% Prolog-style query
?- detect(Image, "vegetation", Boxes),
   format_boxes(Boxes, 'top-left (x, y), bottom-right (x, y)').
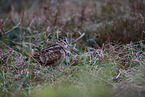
top-left (0, 0), bottom-right (145, 97)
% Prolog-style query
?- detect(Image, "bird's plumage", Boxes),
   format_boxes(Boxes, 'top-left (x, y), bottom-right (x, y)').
top-left (33, 44), bottom-right (65, 66)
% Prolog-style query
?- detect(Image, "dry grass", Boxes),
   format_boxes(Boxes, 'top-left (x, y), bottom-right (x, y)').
top-left (0, 0), bottom-right (145, 97)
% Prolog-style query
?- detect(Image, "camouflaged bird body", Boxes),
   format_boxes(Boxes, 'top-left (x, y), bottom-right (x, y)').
top-left (33, 44), bottom-right (65, 66)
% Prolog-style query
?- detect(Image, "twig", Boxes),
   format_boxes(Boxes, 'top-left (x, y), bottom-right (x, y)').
top-left (26, 53), bottom-right (41, 66)
top-left (4, 22), bottom-right (21, 34)
top-left (29, 17), bottom-right (36, 27)
top-left (6, 50), bottom-right (14, 64)
top-left (73, 33), bottom-right (85, 43)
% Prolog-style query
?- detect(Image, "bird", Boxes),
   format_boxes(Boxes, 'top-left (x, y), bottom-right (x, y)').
top-left (33, 44), bottom-right (65, 66)
top-left (32, 38), bottom-right (81, 67)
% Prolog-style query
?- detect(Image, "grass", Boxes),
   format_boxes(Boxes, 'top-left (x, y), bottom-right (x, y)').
top-left (0, 0), bottom-right (145, 97)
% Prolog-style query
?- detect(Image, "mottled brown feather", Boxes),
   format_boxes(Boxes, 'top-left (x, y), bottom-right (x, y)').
top-left (33, 44), bottom-right (65, 66)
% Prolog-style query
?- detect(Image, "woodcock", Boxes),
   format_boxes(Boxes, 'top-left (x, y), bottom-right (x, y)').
top-left (33, 44), bottom-right (65, 66)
